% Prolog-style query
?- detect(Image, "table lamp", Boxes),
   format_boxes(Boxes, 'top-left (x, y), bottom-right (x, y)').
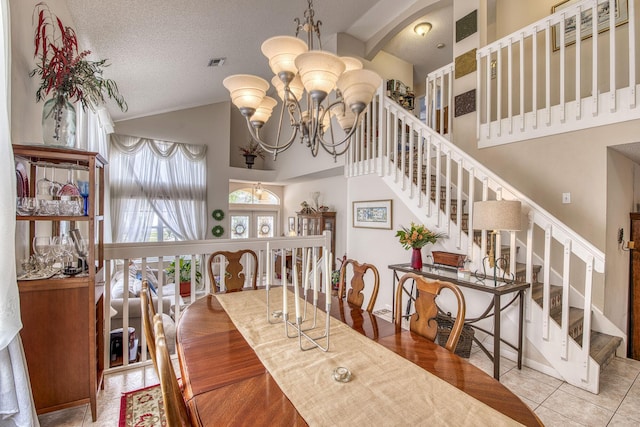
top-left (473, 200), bottom-right (522, 285)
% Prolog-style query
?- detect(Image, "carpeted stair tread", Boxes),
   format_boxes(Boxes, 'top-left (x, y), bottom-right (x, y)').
top-left (550, 306), bottom-right (585, 339)
top-left (586, 332), bottom-right (623, 369)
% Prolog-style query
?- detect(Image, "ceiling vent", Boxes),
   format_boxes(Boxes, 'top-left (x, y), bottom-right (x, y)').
top-left (208, 57), bottom-right (226, 67)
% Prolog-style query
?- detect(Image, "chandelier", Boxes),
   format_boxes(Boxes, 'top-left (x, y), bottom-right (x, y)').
top-left (223, 0), bottom-right (382, 161)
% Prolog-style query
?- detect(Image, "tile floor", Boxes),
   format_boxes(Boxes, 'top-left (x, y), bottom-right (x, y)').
top-left (37, 344), bottom-right (640, 426)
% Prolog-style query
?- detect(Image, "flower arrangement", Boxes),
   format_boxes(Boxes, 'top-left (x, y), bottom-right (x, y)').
top-left (239, 140), bottom-right (266, 159)
top-left (395, 222), bottom-right (445, 250)
top-left (29, 2), bottom-right (127, 112)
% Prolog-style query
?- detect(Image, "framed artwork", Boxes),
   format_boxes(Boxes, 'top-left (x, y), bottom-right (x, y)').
top-left (352, 199), bottom-right (392, 229)
top-left (288, 217), bottom-right (295, 232)
top-left (552, 0), bottom-right (628, 51)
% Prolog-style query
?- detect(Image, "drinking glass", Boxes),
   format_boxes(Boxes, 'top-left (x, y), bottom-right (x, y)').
top-left (77, 180), bottom-right (89, 215)
top-left (32, 236), bottom-right (52, 271)
top-left (57, 168), bottom-right (80, 197)
top-left (16, 197), bottom-right (37, 215)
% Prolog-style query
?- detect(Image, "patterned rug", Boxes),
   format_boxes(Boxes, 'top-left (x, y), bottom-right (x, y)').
top-left (119, 384), bottom-right (165, 427)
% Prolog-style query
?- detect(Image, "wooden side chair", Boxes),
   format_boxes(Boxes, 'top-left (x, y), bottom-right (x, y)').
top-left (207, 249), bottom-right (258, 293)
top-left (337, 259), bottom-right (380, 312)
top-left (140, 280), bottom-right (158, 372)
top-left (394, 273), bottom-right (466, 352)
top-left (154, 313), bottom-right (191, 427)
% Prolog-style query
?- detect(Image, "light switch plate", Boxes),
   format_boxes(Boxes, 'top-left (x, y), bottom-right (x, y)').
top-left (562, 192), bottom-right (571, 204)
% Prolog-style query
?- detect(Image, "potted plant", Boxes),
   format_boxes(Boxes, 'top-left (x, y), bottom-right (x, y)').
top-left (30, 2), bottom-right (127, 147)
top-left (239, 140), bottom-right (265, 169)
top-left (396, 222), bottom-right (445, 270)
top-left (166, 258), bottom-right (202, 297)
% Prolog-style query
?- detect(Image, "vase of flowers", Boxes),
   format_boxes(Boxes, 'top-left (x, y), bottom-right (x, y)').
top-left (239, 140), bottom-right (265, 169)
top-left (396, 222), bottom-right (445, 270)
top-left (30, 2), bottom-right (127, 147)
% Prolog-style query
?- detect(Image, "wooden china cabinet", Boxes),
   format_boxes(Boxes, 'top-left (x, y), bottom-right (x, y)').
top-left (13, 144), bottom-right (105, 421)
top-left (296, 211), bottom-right (336, 269)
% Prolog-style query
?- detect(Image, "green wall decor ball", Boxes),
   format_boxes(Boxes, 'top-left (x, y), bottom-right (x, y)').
top-left (212, 209), bottom-right (225, 221)
top-left (211, 225), bottom-right (224, 237)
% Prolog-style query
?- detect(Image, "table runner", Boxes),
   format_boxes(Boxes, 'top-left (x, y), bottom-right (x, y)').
top-left (216, 289), bottom-right (523, 426)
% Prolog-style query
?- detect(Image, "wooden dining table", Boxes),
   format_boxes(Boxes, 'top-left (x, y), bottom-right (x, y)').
top-left (176, 292), bottom-right (542, 426)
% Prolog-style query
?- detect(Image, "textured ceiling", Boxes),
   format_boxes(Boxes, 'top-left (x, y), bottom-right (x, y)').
top-left (64, 0), bottom-right (453, 121)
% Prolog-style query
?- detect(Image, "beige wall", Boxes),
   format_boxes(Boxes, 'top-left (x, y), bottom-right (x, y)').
top-left (115, 103), bottom-right (231, 238)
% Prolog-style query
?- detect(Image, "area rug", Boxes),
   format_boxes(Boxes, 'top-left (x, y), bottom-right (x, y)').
top-left (118, 384), bottom-right (165, 427)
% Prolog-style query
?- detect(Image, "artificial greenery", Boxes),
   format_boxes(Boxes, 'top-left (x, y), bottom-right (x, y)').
top-left (166, 258), bottom-right (202, 284)
top-left (29, 2), bottom-right (127, 112)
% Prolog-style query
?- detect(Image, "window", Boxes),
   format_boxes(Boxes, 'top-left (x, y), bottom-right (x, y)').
top-left (110, 135), bottom-right (207, 242)
top-left (229, 185), bottom-right (280, 239)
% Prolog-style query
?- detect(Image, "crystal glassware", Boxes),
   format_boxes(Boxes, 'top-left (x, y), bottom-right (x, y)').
top-left (16, 197), bottom-right (38, 215)
top-left (77, 180), bottom-right (89, 215)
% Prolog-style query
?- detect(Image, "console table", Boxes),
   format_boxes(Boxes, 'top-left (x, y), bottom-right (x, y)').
top-left (388, 263), bottom-right (530, 380)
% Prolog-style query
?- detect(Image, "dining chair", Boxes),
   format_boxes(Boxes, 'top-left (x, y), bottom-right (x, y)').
top-left (140, 280), bottom-right (158, 372)
top-left (207, 249), bottom-right (258, 292)
top-left (154, 313), bottom-right (191, 427)
top-left (394, 272), bottom-right (466, 352)
top-left (337, 259), bottom-right (380, 312)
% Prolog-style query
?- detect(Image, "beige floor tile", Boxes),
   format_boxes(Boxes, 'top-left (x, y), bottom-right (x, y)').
top-left (557, 369), bottom-right (633, 411)
top-left (541, 389), bottom-right (613, 426)
top-left (615, 384), bottom-right (640, 422)
top-left (466, 351), bottom-right (516, 378)
top-left (38, 406), bottom-right (86, 427)
top-left (608, 413), bottom-right (640, 427)
top-left (83, 398), bottom-right (121, 427)
top-left (602, 357), bottom-right (640, 381)
top-left (499, 368), bottom-right (560, 404)
top-left (534, 406), bottom-right (587, 427)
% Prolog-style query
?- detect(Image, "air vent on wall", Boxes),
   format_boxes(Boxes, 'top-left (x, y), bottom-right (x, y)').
top-left (208, 57), bottom-right (226, 67)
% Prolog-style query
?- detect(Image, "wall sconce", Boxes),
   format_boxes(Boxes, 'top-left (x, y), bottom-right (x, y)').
top-left (618, 228), bottom-right (635, 251)
top-left (414, 22), bottom-right (432, 36)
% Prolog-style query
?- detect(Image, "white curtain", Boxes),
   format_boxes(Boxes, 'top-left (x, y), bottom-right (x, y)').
top-left (110, 134), bottom-right (207, 242)
top-left (0, 0), bottom-right (39, 425)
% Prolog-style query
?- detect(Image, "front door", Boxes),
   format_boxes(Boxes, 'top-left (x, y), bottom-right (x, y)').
top-left (229, 211), bottom-right (278, 239)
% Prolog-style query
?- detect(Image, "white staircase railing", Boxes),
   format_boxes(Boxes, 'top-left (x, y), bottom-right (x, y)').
top-left (345, 84), bottom-right (626, 392)
top-left (476, 0), bottom-right (638, 147)
top-left (425, 62), bottom-right (454, 139)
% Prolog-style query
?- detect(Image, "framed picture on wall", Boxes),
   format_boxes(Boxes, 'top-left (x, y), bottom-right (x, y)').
top-left (552, 0), bottom-right (628, 51)
top-left (352, 199), bottom-right (392, 229)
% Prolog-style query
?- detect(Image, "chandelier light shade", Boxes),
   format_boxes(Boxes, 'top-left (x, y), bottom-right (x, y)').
top-left (340, 56), bottom-right (364, 72)
top-left (223, 74), bottom-right (269, 111)
top-left (261, 36), bottom-right (308, 76)
top-left (251, 96), bottom-right (278, 124)
top-left (222, 0), bottom-right (382, 160)
top-left (337, 70), bottom-right (382, 110)
top-left (294, 51), bottom-right (345, 98)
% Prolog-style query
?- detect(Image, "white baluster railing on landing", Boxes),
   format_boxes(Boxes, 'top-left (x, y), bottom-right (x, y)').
top-left (426, 62), bottom-right (454, 139)
top-left (102, 233), bottom-right (331, 373)
top-left (476, 0), bottom-right (638, 148)
top-left (346, 82), bottom-right (611, 389)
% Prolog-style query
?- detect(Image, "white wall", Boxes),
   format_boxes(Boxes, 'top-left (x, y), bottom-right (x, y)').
top-left (283, 175), bottom-right (349, 262)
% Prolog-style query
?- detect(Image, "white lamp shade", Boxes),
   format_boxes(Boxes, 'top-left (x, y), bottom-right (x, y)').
top-left (223, 74), bottom-right (269, 110)
top-left (251, 96), bottom-right (278, 123)
top-left (261, 36), bottom-right (308, 75)
top-left (473, 200), bottom-right (522, 231)
top-left (332, 103), bottom-right (357, 131)
top-left (295, 51), bottom-right (346, 95)
top-left (337, 69), bottom-right (382, 108)
top-left (271, 74), bottom-right (304, 102)
top-left (340, 56), bottom-right (363, 72)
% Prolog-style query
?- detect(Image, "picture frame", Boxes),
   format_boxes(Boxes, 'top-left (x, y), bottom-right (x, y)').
top-left (288, 216), bottom-right (295, 233)
top-left (552, 0), bottom-right (628, 51)
top-left (352, 199), bottom-right (392, 229)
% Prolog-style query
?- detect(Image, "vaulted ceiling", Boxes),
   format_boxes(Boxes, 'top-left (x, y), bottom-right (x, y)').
top-left (65, 0), bottom-right (453, 121)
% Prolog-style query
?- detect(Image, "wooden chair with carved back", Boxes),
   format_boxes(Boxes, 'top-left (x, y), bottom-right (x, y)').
top-left (207, 249), bottom-right (258, 293)
top-left (337, 259), bottom-right (380, 313)
top-left (394, 273), bottom-right (466, 352)
top-left (154, 313), bottom-right (192, 426)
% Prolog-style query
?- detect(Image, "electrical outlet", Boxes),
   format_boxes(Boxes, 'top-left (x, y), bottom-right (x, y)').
top-left (562, 192), bottom-right (571, 204)
top-left (618, 228), bottom-right (624, 244)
